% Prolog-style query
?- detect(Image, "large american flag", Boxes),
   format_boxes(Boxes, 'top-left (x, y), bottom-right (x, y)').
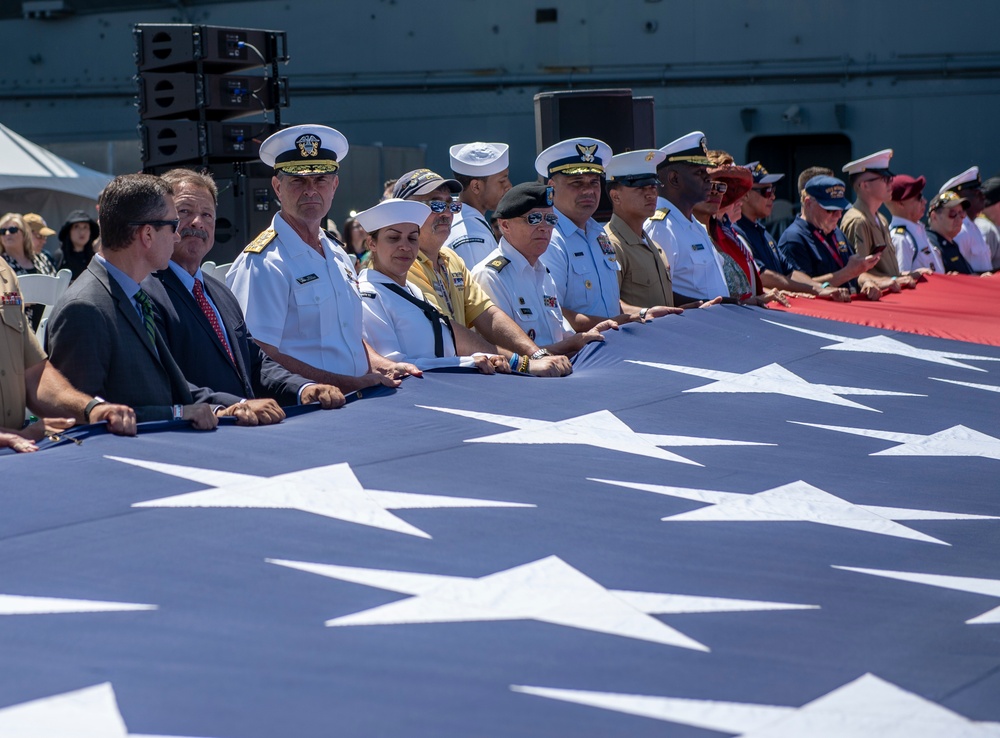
top-left (2, 304), bottom-right (999, 737)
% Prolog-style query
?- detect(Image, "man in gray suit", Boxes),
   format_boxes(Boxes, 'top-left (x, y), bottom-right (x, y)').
top-left (47, 174), bottom-right (284, 429)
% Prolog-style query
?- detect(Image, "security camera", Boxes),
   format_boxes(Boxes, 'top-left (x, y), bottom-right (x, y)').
top-left (782, 105), bottom-right (801, 122)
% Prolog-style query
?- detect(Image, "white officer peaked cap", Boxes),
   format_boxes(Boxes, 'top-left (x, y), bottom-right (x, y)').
top-left (842, 149), bottom-right (893, 176)
top-left (605, 150), bottom-right (665, 187)
top-left (938, 166), bottom-right (981, 195)
top-left (659, 131), bottom-right (711, 166)
top-left (260, 124), bottom-right (349, 175)
top-left (449, 142), bottom-right (510, 177)
top-left (354, 199), bottom-right (432, 233)
top-left (535, 137), bottom-right (613, 179)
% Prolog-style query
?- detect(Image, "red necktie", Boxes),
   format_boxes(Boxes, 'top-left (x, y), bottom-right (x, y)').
top-left (192, 278), bottom-right (235, 364)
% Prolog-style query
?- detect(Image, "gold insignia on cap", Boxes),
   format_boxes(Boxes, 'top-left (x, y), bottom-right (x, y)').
top-left (826, 185), bottom-right (846, 199)
top-left (576, 143), bottom-right (598, 163)
top-left (295, 134), bottom-right (321, 158)
top-left (645, 151), bottom-right (656, 162)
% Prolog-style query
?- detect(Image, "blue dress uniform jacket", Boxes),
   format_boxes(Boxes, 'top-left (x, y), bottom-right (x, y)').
top-left (735, 216), bottom-right (795, 277)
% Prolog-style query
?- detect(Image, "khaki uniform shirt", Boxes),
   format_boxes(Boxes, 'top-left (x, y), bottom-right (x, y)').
top-left (408, 246), bottom-right (494, 328)
top-left (605, 214), bottom-right (674, 307)
top-left (0, 259), bottom-right (45, 430)
top-left (840, 200), bottom-right (900, 278)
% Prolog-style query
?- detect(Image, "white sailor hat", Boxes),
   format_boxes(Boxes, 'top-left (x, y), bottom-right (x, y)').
top-left (354, 198), bottom-right (432, 233)
top-left (605, 149), bottom-right (665, 187)
top-left (938, 166), bottom-right (982, 195)
top-left (745, 161), bottom-right (784, 185)
top-left (658, 131), bottom-right (711, 166)
top-left (449, 142), bottom-right (510, 178)
top-left (534, 137), bottom-right (613, 179)
top-left (842, 149), bottom-right (893, 177)
top-left (259, 124), bottom-right (349, 175)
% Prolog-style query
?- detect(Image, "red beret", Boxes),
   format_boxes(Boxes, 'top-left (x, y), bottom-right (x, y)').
top-left (890, 174), bottom-right (926, 202)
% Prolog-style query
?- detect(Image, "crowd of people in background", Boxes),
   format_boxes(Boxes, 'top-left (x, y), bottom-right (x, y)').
top-left (1, 122), bottom-right (996, 453)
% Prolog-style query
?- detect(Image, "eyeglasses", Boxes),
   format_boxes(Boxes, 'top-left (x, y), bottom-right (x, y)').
top-left (860, 174), bottom-right (891, 185)
top-left (753, 185), bottom-right (776, 197)
top-left (129, 219), bottom-right (180, 233)
top-left (519, 212), bottom-right (560, 226)
top-left (0, 226), bottom-right (20, 235)
top-left (710, 181), bottom-right (729, 194)
top-left (427, 200), bottom-right (462, 213)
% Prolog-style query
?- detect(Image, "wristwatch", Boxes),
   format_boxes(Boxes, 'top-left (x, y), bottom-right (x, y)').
top-left (83, 396), bottom-right (107, 422)
top-left (530, 349), bottom-right (552, 360)
top-left (639, 307), bottom-right (650, 320)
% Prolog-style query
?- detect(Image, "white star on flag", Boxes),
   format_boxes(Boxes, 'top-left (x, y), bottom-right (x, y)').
top-left (417, 406), bottom-right (770, 466)
top-left (0, 594), bottom-right (155, 616)
top-left (834, 566), bottom-right (1000, 624)
top-left (626, 360), bottom-right (922, 412)
top-left (931, 377), bottom-right (1000, 394)
top-left (790, 422), bottom-right (1000, 460)
top-left (0, 682), bottom-right (208, 737)
top-left (267, 554), bottom-right (817, 651)
top-left (512, 673), bottom-right (1000, 736)
top-left (588, 478), bottom-right (997, 545)
top-left (109, 456), bottom-right (532, 539)
top-left (763, 319), bottom-right (1000, 372)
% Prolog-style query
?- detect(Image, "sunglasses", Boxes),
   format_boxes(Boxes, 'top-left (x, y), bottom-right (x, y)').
top-left (129, 219), bottom-right (180, 233)
top-left (942, 208), bottom-right (965, 219)
top-left (427, 200), bottom-right (462, 213)
top-left (860, 174), bottom-right (891, 185)
top-left (0, 226), bottom-right (20, 235)
top-left (520, 212), bottom-right (559, 226)
top-left (710, 181), bottom-right (729, 194)
top-left (753, 185), bottom-right (776, 197)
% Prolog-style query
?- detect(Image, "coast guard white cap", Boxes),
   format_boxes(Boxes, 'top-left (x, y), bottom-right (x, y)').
top-left (938, 166), bottom-right (982, 195)
top-left (605, 149), bottom-right (665, 187)
top-left (535, 137), bottom-right (612, 179)
top-left (260, 124), bottom-right (348, 175)
top-left (450, 142), bottom-right (510, 177)
top-left (659, 131), bottom-right (711, 166)
top-left (354, 198), bottom-right (432, 233)
top-left (842, 149), bottom-right (893, 176)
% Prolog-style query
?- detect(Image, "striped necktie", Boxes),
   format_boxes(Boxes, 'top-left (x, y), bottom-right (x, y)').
top-left (192, 278), bottom-right (235, 364)
top-left (133, 288), bottom-right (157, 348)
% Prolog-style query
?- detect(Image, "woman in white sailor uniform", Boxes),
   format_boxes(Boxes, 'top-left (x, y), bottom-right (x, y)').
top-left (356, 199), bottom-right (510, 373)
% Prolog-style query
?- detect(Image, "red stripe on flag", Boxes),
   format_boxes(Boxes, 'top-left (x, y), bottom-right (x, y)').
top-left (769, 273), bottom-right (1000, 346)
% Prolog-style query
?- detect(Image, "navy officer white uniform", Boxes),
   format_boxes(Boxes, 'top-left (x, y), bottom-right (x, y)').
top-left (357, 198), bottom-right (508, 374)
top-left (940, 166), bottom-right (994, 273)
top-left (643, 131), bottom-right (729, 303)
top-left (887, 174), bottom-right (944, 273)
top-left (443, 142), bottom-right (511, 269)
top-left (536, 137), bottom-right (626, 329)
top-left (227, 124), bottom-right (419, 393)
top-left (472, 182), bottom-right (614, 357)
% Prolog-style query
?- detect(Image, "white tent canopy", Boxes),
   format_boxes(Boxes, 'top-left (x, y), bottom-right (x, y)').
top-left (0, 122), bottom-right (111, 251)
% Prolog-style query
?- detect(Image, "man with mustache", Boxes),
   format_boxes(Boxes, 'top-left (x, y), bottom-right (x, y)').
top-left (227, 125), bottom-right (420, 393)
top-left (143, 168), bottom-right (345, 410)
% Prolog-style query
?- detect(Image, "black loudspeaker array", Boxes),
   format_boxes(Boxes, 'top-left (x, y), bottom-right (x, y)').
top-left (134, 23), bottom-right (289, 260)
top-left (534, 89), bottom-right (657, 222)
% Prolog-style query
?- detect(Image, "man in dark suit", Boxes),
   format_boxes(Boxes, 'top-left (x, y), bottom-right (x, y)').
top-left (142, 169), bottom-right (344, 410)
top-left (46, 173), bottom-right (285, 429)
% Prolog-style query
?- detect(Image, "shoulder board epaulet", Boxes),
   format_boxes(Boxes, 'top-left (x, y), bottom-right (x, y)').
top-left (244, 228), bottom-right (277, 254)
top-left (323, 229), bottom-right (346, 249)
top-left (650, 208), bottom-right (669, 221)
top-left (893, 226), bottom-right (907, 234)
top-left (486, 256), bottom-right (511, 273)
